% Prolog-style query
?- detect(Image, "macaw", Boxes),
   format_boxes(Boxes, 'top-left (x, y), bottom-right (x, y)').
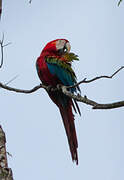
top-left (36, 39), bottom-right (81, 165)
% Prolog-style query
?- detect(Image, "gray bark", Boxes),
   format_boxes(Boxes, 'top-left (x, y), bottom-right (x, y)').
top-left (0, 126), bottom-right (13, 180)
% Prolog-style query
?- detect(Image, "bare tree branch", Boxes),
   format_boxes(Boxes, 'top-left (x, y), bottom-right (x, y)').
top-left (0, 82), bottom-right (46, 93)
top-left (68, 66), bottom-right (124, 89)
top-left (0, 126), bottom-right (13, 180)
top-left (61, 86), bottom-right (124, 109)
top-left (93, 101), bottom-right (124, 109)
top-left (0, 66), bottom-right (124, 110)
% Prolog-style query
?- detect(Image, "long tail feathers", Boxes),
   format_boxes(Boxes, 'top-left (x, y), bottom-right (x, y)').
top-left (59, 103), bottom-right (78, 165)
top-left (48, 92), bottom-right (79, 164)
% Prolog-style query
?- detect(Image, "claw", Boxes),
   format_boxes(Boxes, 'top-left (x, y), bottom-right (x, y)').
top-left (46, 85), bottom-right (53, 92)
top-left (57, 84), bottom-right (62, 90)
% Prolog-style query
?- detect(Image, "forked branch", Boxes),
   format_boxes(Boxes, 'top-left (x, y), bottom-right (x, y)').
top-left (0, 67), bottom-right (124, 110)
top-left (0, 34), bottom-right (11, 68)
top-left (68, 66), bottom-right (124, 89)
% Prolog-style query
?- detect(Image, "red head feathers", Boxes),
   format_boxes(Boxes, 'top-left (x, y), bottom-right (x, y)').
top-left (41, 39), bottom-right (71, 55)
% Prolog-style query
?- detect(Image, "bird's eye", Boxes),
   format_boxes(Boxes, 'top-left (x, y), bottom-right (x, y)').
top-left (58, 45), bottom-right (67, 55)
top-left (63, 46), bottom-right (67, 53)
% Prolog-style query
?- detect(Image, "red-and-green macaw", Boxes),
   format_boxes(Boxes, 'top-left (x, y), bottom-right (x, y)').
top-left (36, 39), bottom-right (81, 165)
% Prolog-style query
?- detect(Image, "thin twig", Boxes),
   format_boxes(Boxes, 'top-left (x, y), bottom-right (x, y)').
top-left (5, 75), bottom-right (19, 85)
top-left (68, 66), bottom-right (124, 89)
top-left (3, 42), bottom-right (12, 47)
top-left (0, 35), bottom-right (11, 68)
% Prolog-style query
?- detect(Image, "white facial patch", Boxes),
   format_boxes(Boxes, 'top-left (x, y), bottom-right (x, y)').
top-left (56, 40), bottom-right (66, 50)
top-left (66, 42), bottom-right (71, 52)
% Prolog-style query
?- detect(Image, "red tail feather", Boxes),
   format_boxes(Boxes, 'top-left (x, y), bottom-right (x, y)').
top-left (48, 92), bottom-right (79, 164)
top-left (59, 102), bottom-right (78, 165)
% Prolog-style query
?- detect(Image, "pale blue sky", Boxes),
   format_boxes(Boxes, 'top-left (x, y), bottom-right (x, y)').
top-left (0, 0), bottom-right (123, 180)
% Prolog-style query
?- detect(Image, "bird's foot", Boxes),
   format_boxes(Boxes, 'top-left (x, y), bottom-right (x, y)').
top-left (46, 85), bottom-right (53, 92)
top-left (57, 84), bottom-right (62, 91)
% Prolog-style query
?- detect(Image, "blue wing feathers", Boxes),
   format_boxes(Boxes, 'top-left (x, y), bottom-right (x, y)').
top-left (47, 63), bottom-right (76, 92)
